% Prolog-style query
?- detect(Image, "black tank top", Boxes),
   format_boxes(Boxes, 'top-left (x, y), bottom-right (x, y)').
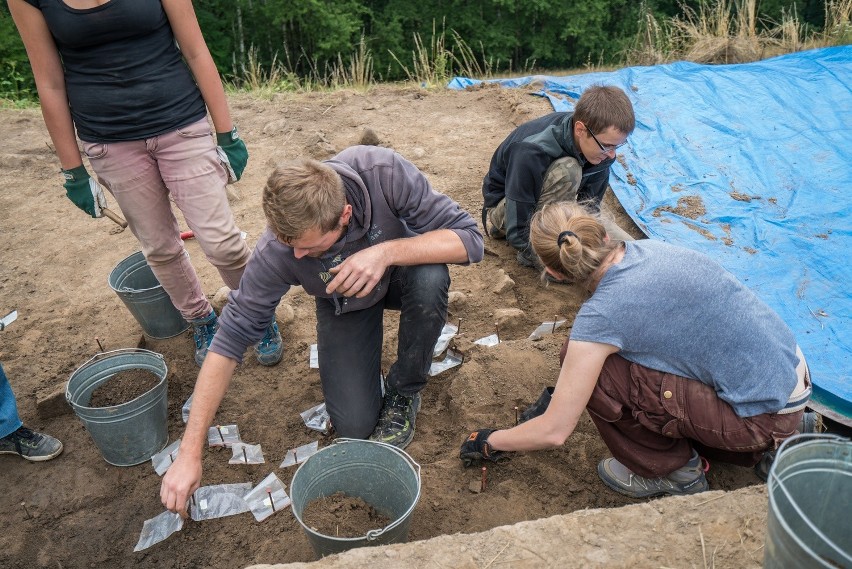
top-left (24, 0), bottom-right (207, 142)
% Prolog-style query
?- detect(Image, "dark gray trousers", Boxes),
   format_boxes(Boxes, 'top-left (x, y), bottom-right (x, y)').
top-left (315, 264), bottom-right (450, 438)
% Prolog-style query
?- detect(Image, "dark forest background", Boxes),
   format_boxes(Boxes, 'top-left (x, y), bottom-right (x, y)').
top-left (0, 0), bottom-right (833, 101)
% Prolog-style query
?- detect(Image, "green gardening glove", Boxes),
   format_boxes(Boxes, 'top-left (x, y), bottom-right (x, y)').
top-left (216, 126), bottom-right (248, 183)
top-left (61, 165), bottom-right (107, 218)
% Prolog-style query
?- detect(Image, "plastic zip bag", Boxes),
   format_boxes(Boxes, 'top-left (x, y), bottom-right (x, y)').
top-left (429, 349), bottom-right (463, 376)
top-left (309, 344), bottom-right (319, 369)
top-left (228, 442), bottom-right (265, 465)
top-left (190, 483), bottom-right (253, 521)
top-left (432, 323), bottom-right (458, 357)
top-left (133, 511), bottom-right (183, 552)
top-left (151, 439), bottom-right (181, 476)
top-left (528, 319), bottom-right (567, 341)
top-left (207, 424), bottom-right (241, 448)
top-left (245, 472), bottom-right (291, 522)
top-left (181, 394), bottom-right (192, 423)
top-left (280, 440), bottom-right (319, 468)
top-left (300, 402), bottom-right (331, 434)
top-left (474, 334), bottom-right (499, 347)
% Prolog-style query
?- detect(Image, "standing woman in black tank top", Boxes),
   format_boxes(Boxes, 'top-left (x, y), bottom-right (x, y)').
top-left (7, 0), bottom-right (284, 368)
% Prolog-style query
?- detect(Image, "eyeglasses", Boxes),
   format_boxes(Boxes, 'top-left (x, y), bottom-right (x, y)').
top-left (586, 125), bottom-right (628, 154)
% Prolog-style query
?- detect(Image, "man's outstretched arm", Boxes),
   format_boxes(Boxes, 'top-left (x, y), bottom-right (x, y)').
top-left (160, 352), bottom-right (238, 517)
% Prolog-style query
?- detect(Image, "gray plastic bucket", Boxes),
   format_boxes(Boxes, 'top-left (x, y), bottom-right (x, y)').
top-left (290, 439), bottom-right (421, 558)
top-left (764, 433), bottom-right (852, 568)
top-left (108, 251), bottom-right (189, 339)
top-left (66, 349), bottom-right (169, 467)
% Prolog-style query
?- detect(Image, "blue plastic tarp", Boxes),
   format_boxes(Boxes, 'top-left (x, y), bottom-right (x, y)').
top-left (449, 46), bottom-right (852, 422)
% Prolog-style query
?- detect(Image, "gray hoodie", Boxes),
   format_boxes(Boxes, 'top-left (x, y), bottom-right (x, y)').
top-left (210, 145), bottom-right (484, 362)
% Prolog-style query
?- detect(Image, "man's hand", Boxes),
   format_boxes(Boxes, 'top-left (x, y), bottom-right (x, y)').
top-left (216, 127), bottom-right (248, 183)
top-left (160, 452), bottom-right (203, 518)
top-left (326, 245), bottom-right (389, 298)
top-left (460, 428), bottom-right (510, 466)
top-left (61, 165), bottom-right (107, 218)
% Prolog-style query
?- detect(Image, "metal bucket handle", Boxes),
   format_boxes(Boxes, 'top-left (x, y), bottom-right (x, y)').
top-left (330, 438), bottom-right (422, 542)
top-left (65, 348), bottom-right (166, 402)
top-left (768, 432), bottom-right (852, 565)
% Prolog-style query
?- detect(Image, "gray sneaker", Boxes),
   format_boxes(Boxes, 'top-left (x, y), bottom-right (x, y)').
top-left (516, 247), bottom-right (543, 270)
top-left (0, 426), bottom-right (63, 462)
top-left (598, 450), bottom-right (709, 498)
top-left (369, 390), bottom-right (422, 449)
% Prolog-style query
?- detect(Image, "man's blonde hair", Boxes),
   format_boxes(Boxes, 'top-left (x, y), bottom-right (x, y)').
top-left (262, 158), bottom-right (346, 243)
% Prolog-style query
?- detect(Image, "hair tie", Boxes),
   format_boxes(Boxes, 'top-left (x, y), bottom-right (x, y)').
top-left (557, 230), bottom-right (577, 247)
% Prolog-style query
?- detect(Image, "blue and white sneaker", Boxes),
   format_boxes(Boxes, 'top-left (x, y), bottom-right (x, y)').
top-left (254, 321), bottom-right (283, 366)
top-left (190, 310), bottom-right (218, 367)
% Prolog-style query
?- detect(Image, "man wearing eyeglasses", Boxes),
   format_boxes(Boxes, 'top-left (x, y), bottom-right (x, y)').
top-left (482, 85), bottom-right (636, 271)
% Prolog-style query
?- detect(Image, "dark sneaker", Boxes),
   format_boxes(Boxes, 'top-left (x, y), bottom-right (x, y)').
top-left (0, 426), bottom-right (63, 462)
top-left (516, 247), bottom-right (542, 270)
top-left (190, 311), bottom-right (218, 367)
top-left (369, 390), bottom-right (422, 449)
top-left (598, 451), bottom-right (709, 498)
top-left (254, 321), bottom-right (283, 366)
top-left (755, 409), bottom-right (819, 481)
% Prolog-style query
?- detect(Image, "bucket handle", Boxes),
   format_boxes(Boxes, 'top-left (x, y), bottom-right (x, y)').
top-left (331, 438), bottom-right (422, 542)
top-left (65, 348), bottom-right (166, 402)
top-left (768, 433), bottom-right (852, 565)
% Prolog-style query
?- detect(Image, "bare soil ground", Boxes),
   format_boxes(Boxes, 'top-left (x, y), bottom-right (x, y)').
top-left (0, 84), bottom-right (766, 569)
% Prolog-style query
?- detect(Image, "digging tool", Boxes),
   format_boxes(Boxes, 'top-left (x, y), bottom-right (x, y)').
top-left (102, 207), bottom-right (128, 228)
top-left (0, 310), bottom-right (17, 331)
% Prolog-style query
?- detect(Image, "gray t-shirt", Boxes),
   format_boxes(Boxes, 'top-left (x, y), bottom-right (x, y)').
top-left (571, 240), bottom-right (799, 417)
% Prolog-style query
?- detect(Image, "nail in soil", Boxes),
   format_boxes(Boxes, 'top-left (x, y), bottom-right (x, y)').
top-left (481, 466), bottom-right (487, 492)
top-left (457, 317), bottom-right (463, 336)
top-left (551, 315), bottom-right (558, 334)
top-left (514, 406), bottom-right (519, 426)
top-left (267, 488), bottom-right (276, 512)
top-left (21, 502), bottom-right (31, 519)
top-left (217, 425), bottom-right (225, 443)
top-left (95, 337), bottom-right (105, 352)
top-left (242, 447), bottom-right (248, 464)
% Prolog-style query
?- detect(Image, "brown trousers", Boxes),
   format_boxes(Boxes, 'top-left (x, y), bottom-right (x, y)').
top-left (581, 352), bottom-right (802, 477)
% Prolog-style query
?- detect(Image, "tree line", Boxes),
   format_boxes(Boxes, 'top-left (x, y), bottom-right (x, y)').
top-left (0, 0), bottom-right (830, 101)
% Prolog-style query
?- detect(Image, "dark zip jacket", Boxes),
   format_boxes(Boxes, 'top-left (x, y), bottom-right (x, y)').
top-left (482, 112), bottom-right (614, 251)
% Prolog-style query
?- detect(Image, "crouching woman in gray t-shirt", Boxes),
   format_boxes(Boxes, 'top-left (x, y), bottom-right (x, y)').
top-left (460, 201), bottom-right (811, 498)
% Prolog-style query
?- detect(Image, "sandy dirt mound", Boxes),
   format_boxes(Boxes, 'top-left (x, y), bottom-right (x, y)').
top-left (0, 84), bottom-right (765, 568)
